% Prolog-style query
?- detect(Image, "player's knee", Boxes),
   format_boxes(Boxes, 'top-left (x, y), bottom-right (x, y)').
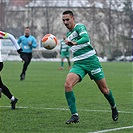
top-left (64, 82), bottom-right (72, 91)
top-left (101, 87), bottom-right (109, 94)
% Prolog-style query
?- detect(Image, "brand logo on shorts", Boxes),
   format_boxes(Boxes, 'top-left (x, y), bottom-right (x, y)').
top-left (91, 68), bottom-right (101, 75)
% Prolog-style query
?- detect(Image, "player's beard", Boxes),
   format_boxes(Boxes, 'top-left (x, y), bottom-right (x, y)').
top-left (65, 24), bottom-right (71, 30)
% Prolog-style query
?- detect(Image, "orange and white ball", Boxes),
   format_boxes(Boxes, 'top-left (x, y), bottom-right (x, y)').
top-left (41, 34), bottom-right (58, 50)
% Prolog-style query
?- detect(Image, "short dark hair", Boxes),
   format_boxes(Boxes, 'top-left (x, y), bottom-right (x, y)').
top-left (25, 26), bottom-right (30, 29)
top-left (62, 10), bottom-right (74, 16)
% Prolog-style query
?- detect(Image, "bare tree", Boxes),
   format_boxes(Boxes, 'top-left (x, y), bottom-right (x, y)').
top-left (1, 0), bottom-right (131, 58)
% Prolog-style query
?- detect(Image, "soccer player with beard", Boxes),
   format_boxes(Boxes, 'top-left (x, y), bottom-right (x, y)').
top-left (62, 10), bottom-right (118, 124)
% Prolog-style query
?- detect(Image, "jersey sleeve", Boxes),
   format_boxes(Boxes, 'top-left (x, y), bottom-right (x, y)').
top-left (31, 37), bottom-right (37, 48)
top-left (75, 25), bottom-right (90, 45)
top-left (7, 33), bottom-right (20, 50)
top-left (0, 31), bottom-right (20, 50)
top-left (17, 37), bottom-right (21, 46)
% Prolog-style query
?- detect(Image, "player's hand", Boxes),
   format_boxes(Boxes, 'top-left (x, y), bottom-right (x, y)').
top-left (28, 42), bottom-right (32, 46)
top-left (17, 48), bottom-right (22, 54)
top-left (65, 40), bottom-right (76, 46)
top-left (67, 42), bottom-right (74, 46)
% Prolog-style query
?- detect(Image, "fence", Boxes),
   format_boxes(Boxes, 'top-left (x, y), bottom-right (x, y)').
top-left (0, 0), bottom-right (132, 60)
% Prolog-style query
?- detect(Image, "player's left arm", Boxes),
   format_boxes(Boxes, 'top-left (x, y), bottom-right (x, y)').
top-left (65, 34), bottom-right (89, 46)
top-left (66, 26), bottom-right (90, 46)
top-left (76, 34), bottom-right (89, 45)
top-left (31, 37), bottom-right (37, 48)
top-left (2, 32), bottom-right (22, 54)
top-left (6, 33), bottom-right (21, 50)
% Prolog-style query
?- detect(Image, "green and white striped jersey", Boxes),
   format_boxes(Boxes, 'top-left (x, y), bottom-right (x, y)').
top-left (66, 23), bottom-right (96, 61)
top-left (60, 40), bottom-right (70, 52)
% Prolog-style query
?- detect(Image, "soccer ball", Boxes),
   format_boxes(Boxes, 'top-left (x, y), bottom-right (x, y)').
top-left (41, 34), bottom-right (58, 50)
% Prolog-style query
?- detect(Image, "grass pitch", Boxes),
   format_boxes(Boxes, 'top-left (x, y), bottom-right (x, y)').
top-left (0, 61), bottom-right (132, 133)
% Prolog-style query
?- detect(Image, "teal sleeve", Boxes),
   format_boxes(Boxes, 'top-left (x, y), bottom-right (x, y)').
top-left (17, 38), bottom-right (21, 46)
top-left (32, 37), bottom-right (37, 48)
top-left (76, 34), bottom-right (90, 45)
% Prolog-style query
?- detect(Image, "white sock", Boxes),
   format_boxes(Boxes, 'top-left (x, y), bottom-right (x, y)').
top-left (11, 96), bottom-right (15, 101)
top-left (73, 113), bottom-right (78, 116)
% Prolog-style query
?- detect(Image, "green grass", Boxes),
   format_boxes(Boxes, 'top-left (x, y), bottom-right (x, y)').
top-left (0, 61), bottom-right (132, 133)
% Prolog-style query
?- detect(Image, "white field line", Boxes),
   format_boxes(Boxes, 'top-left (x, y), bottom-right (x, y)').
top-left (0, 106), bottom-right (133, 133)
top-left (88, 126), bottom-right (133, 133)
top-left (0, 105), bottom-right (132, 114)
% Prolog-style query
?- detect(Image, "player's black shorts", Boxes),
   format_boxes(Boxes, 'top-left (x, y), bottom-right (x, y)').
top-left (20, 52), bottom-right (32, 62)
